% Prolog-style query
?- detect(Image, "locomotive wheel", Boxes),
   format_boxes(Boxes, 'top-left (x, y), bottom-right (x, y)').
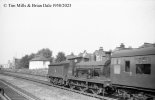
top-left (50, 79), bottom-right (54, 84)
top-left (53, 78), bottom-right (58, 85)
top-left (122, 91), bottom-right (130, 99)
top-left (89, 84), bottom-right (102, 95)
top-left (69, 84), bottom-right (75, 90)
top-left (49, 78), bottom-right (54, 85)
top-left (79, 87), bottom-right (87, 92)
top-left (105, 86), bottom-right (116, 95)
top-left (90, 88), bottom-right (102, 95)
top-left (58, 79), bottom-right (63, 85)
top-left (80, 82), bottom-right (86, 87)
top-left (132, 93), bottom-right (149, 100)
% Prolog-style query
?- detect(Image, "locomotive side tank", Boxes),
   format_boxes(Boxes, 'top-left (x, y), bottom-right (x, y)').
top-left (111, 47), bottom-right (155, 91)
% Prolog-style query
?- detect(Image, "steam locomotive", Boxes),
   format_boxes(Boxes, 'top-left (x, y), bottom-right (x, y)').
top-left (48, 47), bottom-right (155, 100)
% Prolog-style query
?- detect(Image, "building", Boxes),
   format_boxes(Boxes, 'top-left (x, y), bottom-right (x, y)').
top-left (29, 56), bottom-right (50, 69)
top-left (114, 43), bottom-right (132, 51)
top-left (12, 58), bottom-right (21, 69)
top-left (67, 48), bottom-right (111, 62)
top-left (93, 47), bottom-right (108, 61)
top-left (139, 42), bottom-right (155, 48)
top-left (2, 60), bottom-right (13, 69)
top-left (66, 53), bottom-right (76, 60)
top-left (78, 50), bottom-right (94, 61)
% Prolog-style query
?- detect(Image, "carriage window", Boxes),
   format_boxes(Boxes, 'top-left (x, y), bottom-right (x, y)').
top-left (125, 61), bottom-right (130, 72)
top-left (114, 59), bottom-right (121, 64)
top-left (136, 64), bottom-right (151, 74)
top-left (114, 65), bottom-right (121, 74)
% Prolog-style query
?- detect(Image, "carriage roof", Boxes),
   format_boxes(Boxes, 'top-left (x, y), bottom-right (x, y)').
top-left (112, 47), bottom-right (155, 58)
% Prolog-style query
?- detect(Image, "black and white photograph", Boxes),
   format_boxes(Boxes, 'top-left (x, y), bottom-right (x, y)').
top-left (0, 0), bottom-right (155, 100)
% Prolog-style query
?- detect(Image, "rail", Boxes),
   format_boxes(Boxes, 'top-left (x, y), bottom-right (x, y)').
top-left (0, 87), bottom-right (11, 100)
top-left (0, 71), bottom-right (117, 100)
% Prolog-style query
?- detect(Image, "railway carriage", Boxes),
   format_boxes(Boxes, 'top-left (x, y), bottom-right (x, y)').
top-left (111, 47), bottom-right (155, 99)
top-left (111, 47), bottom-right (155, 89)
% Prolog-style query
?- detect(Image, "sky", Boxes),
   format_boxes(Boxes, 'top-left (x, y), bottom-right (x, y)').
top-left (0, 0), bottom-right (155, 64)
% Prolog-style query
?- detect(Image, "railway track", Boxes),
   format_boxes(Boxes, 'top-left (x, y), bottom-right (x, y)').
top-left (0, 79), bottom-right (41, 100)
top-left (0, 71), bottom-right (117, 100)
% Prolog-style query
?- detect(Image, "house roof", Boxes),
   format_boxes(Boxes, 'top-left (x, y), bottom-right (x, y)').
top-left (31, 56), bottom-right (50, 61)
top-left (112, 47), bottom-right (155, 58)
top-left (84, 53), bottom-right (92, 58)
top-left (66, 55), bottom-right (77, 60)
top-left (77, 50), bottom-right (92, 59)
top-left (49, 61), bottom-right (70, 66)
top-left (68, 56), bottom-right (89, 60)
top-left (94, 50), bottom-right (106, 56)
top-left (139, 43), bottom-right (155, 48)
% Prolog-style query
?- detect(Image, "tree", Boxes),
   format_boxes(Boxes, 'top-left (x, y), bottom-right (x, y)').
top-left (18, 55), bottom-right (29, 69)
top-left (28, 53), bottom-right (35, 60)
top-left (37, 48), bottom-right (52, 58)
top-left (70, 52), bottom-right (74, 56)
top-left (16, 53), bottom-right (35, 69)
top-left (55, 52), bottom-right (66, 63)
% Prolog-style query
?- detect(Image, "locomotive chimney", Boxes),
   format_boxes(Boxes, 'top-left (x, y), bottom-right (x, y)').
top-left (120, 43), bottom-right (125, 49)
top-left (99, 47), bottom-right (103, 51)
